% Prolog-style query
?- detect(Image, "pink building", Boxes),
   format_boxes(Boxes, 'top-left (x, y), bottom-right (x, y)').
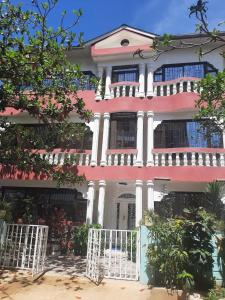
top-left (1, 25), bottom-right (225, 230)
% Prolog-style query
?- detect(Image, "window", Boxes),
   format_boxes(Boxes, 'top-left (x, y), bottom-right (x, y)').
top-left (109, 113), bottom-right (137, 149)
top-left (112, 65), bottom-right (139, 83)
top-left (154, 62), bottom-right (217, 82)
top-left (154, 120), bottom-right (223, 148)
top-left (121, 39), bottom-right (130, 47)
top-left (5, 123), bottom-right (93, 150)
top-left (1, 187), bottom-right (87, 223)
top-left (73, 71), bottom-right (96, 90)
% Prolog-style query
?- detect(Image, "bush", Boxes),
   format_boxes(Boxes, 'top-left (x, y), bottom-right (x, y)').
top-left (146, 208), bottom-right (216, 291)
top-left (73, 224), bottom-right (101, 256)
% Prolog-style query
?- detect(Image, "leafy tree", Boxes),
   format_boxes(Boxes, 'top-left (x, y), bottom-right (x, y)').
top-left (0, 0), bottom-right (94, 185)
top-left (134, 1), bottom-right (225, 130)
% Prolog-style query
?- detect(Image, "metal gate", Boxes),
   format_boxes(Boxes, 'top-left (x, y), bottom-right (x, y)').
top-left (86, 229), bottom-right (140, 283)
top-left (0, 223), bottom-right (49, 276)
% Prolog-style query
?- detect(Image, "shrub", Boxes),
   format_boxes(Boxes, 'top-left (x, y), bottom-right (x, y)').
top-left (146, 208), bottom-right (216, 291)
top-left (73, 224), bottom-right (101, 256)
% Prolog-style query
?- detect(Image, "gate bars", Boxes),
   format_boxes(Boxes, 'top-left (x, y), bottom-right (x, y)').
top-left (86, 229), bottom-right (140, 283)
top-left (0, 223), bottom-right (49, 276)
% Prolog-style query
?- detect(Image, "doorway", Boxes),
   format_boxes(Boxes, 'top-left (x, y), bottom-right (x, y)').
top-left (116, 193), bottom-right (136, 230)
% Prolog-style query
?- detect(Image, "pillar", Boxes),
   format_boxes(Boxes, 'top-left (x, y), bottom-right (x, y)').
top-left (104, 66), bottom-right (112, 100)
top-left (136, 180), bottom-right (143, 227)
top-left (98, 180), bottom-right (106, 227)
top-left (100, 112), bottom-right (110, 166)
top-left (86, 181), bottom-right (95, 225)
top-left (138, 63), bottom-right (145, 97)
top-left (223, 128), bottom-right (225, 149)
top-left (147, 111), bottom-right (154, 166)
top-left (147, 62), bottom-right (154, 97)
top-left (135, 111), bottom-right (144, 167)
top-left (90, 113), bottom-right (101, 167)
top-left (95, 66), bottom-right (104, 101)
top-left (147, 180), bottom-right (154, 211)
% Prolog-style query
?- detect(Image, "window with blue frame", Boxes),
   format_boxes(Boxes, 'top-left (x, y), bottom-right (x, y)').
top-left (154, 62), bottom-right (217, 82)
top-left (112, 65), bottom-right (139, 83)
top-left (154, 120), bottom-right (223, 148)
top-left (19, 71), bottom-right (96, 91)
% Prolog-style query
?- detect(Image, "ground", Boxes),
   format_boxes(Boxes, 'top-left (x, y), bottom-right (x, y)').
top-left (0, 270), bottom-right (151, 300)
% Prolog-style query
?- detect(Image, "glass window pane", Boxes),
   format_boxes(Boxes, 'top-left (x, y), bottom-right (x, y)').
top-left (184, 64), bottom-right (204, 78)
top-left (154, 120), bottom-right (222, 148)
top-left (164, 66), bottom-right (183, 81)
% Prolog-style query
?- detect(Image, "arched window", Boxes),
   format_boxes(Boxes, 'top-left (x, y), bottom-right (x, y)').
top-left (154, 62), bottom-right (217, 82)
top-left (154, 120), bottom-right (223, 148)
top-left (118, 193), bottom-right (135, 199)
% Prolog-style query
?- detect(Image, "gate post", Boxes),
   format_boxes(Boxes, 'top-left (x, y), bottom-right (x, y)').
top-left (140, 225), bottom-right (153, 285)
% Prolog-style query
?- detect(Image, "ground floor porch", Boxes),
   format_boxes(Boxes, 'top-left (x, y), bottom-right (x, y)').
top-left (0, 179), bottom-right (221, 231)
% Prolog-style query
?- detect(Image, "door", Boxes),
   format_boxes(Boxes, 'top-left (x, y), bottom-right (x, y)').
top-left (117, 200), bottom-right (136, 230)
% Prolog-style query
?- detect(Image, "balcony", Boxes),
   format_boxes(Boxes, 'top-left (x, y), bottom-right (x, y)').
top-left (38, 149), bottom-right (92, 166)
top-left (109, 82), bottom-right (140, 98)
top-left (153, 77), bottom-right (200, 97)
top-left (153, 148), bottom-right (225, 167)
top-left (106, 149), bottom-right (137, 166)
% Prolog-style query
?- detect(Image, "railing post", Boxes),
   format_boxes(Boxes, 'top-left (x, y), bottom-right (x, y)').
top-left (136, 180), bottom-right (143, 227)
top-left (147, 111), bottom-right (154, 166)
top-left (86, 181), bottom-right (95, 225)
top-left (135, 111), bottom-right (144, 167)
top-left (104, 66), bottom-right (112, 100)
top-left (147, 180), bottom-right (154, 211)
top-left (95, 66), bottom-right (104, 101)
top-left (147, 62), bottom-right (154, 97)
top-left (138, 63), bottom-right (145, 97)
top-left (90, 113), bottom-right (101, 167)
top-left (98, 180), bottom-right (106, 227)
top-left (100, 112), bottom-right (110, 166)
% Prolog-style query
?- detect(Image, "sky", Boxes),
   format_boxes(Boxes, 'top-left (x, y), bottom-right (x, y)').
top-left (14, 0), bottom-right (225, 42)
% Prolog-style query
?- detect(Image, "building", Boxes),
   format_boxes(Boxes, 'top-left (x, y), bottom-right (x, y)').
top-left (1, 24), bottom-right (225, 230)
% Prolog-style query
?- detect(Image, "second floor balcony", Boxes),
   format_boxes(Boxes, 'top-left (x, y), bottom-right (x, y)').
top-left (95, 61), bottom-right (217, 100)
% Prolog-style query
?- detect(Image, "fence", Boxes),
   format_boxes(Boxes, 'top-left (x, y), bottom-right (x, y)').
top-left (0, 221), bottom-right (49, 276)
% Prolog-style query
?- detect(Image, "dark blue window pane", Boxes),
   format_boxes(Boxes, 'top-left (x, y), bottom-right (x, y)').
top-left (154, 120), bottom-right (223, 148)
top-left (112, 66), bottom-right (138, 83)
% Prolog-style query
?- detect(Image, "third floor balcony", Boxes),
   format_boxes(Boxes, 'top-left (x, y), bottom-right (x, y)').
top-left (94, 61), bottom-right (217, 100)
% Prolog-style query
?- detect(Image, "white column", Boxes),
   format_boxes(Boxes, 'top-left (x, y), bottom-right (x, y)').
top-left (147, 111), bottom-right (154, 166)
top-left (95, 66), bottom-right (104, 101)
top-left (86, 181), bottom-right (95, 225)
top-left (147, 62), bottom-right (154, 97)
top-left (138, 63), bottom-right (145, 97)
top-left (223, 128), bottom-right (225, 149)
top-left (135, 111), bottom-right (144, 167)
top-left (104, 66), bottom-right (112, 100)
top-left (135, 180), bottom-right (143, 227)
top-left (98, 180), bottom-right (106, 227)
top-left (100, 112), bottom-right (110, 166)
top-left (90, 113), bottom-right (101, 167)
top-left (147, 180), bottom-right (154, 211)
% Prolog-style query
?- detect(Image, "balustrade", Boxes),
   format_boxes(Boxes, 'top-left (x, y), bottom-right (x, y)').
top-left (153, 77), bottom-right (200, 97)
top-left (153, 149), bottom-right (225, 167)
top-left (109, 82), bottom-right (140, 98)
top-left (106, 150), bottom-right (137, 166)
top-left (38, 150), bottom-right (92, 166)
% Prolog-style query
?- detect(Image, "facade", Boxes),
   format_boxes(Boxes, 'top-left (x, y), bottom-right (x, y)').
top-left (1, 25), bottom-right (225, 230)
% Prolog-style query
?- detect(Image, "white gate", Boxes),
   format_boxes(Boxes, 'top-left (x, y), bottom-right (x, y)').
top-left (0, 223), bottom-right (49, 276)
top-left (86, 229), bottom-right (140, 283)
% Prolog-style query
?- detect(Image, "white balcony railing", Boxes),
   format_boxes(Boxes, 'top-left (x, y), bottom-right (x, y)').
top-left (38, 150), bottom-right (92, 166)
top-left (109, 81), bottom-right (140, 98)
top-left (106, 150), bottom-right (137, 166)
top-left (153, 77), bottom-right (201, 97)
top-left (153, 148), bottom-right (225, 167)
